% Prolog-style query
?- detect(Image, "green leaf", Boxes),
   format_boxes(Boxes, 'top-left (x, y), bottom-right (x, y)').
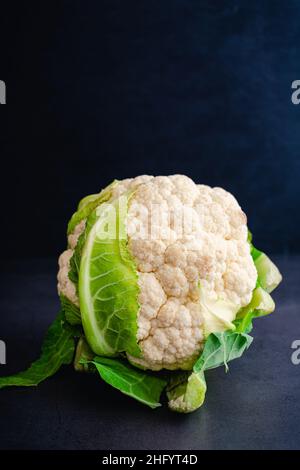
top-left (249, 238), bottom-right (282, 293)
top-left (79, 193), bottom-right (140, 357)
top-left (0, 311), bottom-right (79, 389)
top-left (74, 336), bottom-right (95, 372)
top-left (67, 180), bottom-right (117, 235)
top-left (166, 371), bottom-right (207, 414)
top-left (254, 253), bottom-right (282, 293)
top-left (60, 294), bottom-right (81, 325)
top-left (235, 286), bottom-right (275, 334)
top-left (166, 329), bottom-right (252, 413)
top-left (251, 245), bottom-right (262, 261)
top-left (77, 193), bottom-right (101, 211)
top-left (193, 330), bottom-right (253, 374)
top-left (233, 314), bottom-right (254, 334)
top-left (68, 230), bottom-right (86, 289)
top-left (90, 356), bottom-right (167, 409)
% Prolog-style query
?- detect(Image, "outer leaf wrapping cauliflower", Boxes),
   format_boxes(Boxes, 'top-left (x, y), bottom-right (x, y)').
top-left (58, 175), bottom-right (257, 371)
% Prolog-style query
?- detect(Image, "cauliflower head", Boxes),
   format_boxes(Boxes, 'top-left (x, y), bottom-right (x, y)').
top-left (0, 174), bottom-right (281, 414)
top-left (58, 175), bottom-right (258, 371)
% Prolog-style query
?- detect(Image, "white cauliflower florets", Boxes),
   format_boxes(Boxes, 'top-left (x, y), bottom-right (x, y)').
top-left (57, 175), bottom-right (257, 371)
top-left (123, 175), bottom-right (257, 370)
top-left (57, 219), bottom-right (86, 304)
top-left (57, 249), bottom-right (79, 306)
top-left (68, 219), bottom-right (86, 250)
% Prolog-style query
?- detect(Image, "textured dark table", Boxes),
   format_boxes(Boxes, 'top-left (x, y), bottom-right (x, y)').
top-left (0, 256), bottom-right (299, 450)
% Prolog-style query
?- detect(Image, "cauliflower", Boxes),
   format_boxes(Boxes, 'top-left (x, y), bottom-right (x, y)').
top-left (58, 175), bottom-right (257, 372)
top-left (1, 174), bottom-right (281, 413)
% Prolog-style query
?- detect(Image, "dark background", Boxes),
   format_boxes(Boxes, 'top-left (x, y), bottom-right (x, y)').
top-left (1, 0), bottom-right (300, 451)
top-left (1, 0), bottom-right (299, 257)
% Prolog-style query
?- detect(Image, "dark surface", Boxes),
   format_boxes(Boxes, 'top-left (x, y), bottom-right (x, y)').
top-left (1, 0), bottom-right (300, 256)
top-left (0, 255), bottom-right (299, 450)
